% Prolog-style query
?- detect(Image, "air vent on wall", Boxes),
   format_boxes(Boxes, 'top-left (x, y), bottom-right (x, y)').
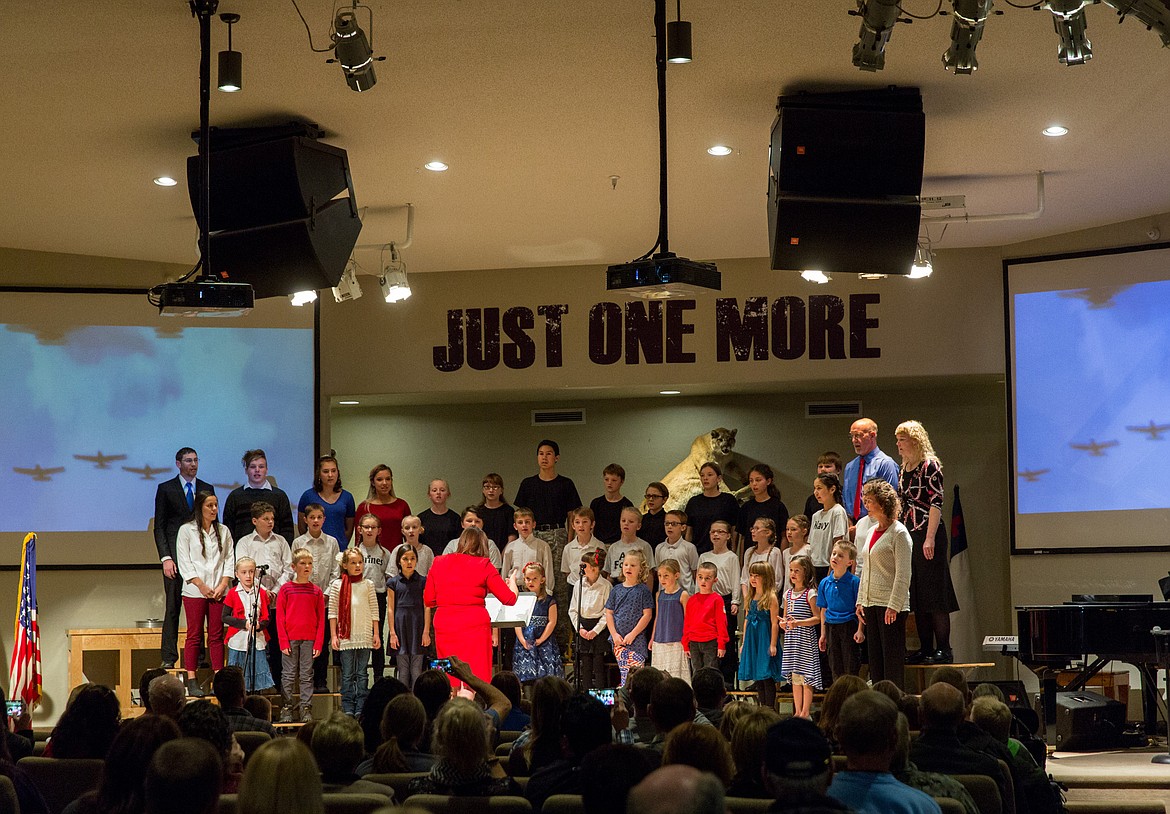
top-left (531, 408), bottom-right (586, 426)
top-left (806, 401), bottom-right (861, 419)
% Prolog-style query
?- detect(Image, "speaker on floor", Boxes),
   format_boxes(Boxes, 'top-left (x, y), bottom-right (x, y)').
top-left (1052, 690), bottom-right (1126, 751)
top-left (767, 87), bottom-right (925, 276)
top-left (187, 126), bottom-right (363, 299)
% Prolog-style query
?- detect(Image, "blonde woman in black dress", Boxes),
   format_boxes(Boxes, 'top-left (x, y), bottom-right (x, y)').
top-left (896, 420), bottom-right (959, 665)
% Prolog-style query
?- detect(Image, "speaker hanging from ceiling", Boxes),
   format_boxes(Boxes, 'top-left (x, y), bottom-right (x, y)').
top-left (186, 123), bottom-right (363, 299)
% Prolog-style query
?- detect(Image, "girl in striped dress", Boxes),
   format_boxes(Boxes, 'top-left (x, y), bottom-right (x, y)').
top-left (779, 554), bottom-right (823, 718)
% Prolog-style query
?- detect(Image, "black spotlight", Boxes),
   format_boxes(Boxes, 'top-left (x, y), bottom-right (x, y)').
top-left (666, 1), bottom-right (692, 63)
top-left (333, 10), bottom-right (376, 92)
top-left (217, 12), bottom-right (242, 92)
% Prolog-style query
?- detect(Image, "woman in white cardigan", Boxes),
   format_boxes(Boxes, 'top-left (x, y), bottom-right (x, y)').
top-left (854, 479), bottom-right (912, 689)
top-left (176, 491), bottom-right (235, 695)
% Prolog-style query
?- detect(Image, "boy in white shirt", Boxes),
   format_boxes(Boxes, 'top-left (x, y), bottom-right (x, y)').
top-left (655, 509), bottom-right (699, 593)
top-left (442, 506), bottom-right (504, 570)
top-left (234, 501), bottom-right (291, 687)
top-left (604, 507), bottom-right (655, 586)
top-left (292, 503), bottom-right (340, 693)
top-left (561, 507), bottom-right (606, 587)
top-left (501, 508), bottom-right (555, 584)
top-left (697, 519), bottom-right (741, 683)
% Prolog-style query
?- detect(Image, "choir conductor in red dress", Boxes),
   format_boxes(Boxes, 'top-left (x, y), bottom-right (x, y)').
top-left (424, 527), bottom-right (519, 682)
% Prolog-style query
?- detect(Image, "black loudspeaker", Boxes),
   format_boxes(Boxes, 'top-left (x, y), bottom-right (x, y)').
top-left (187, 133), bottom-right (363, 299)
top-left (767, 87), bottom-right (925, 276)
top-left (1053, 690), bottom-right (1126, 751)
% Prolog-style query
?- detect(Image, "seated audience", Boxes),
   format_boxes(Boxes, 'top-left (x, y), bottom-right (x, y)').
top-left (871, 679), bottom-right (920, 730)
top-left (761, 716), bottom-right (848, 813)
top-left (243, 694), bottom-right (273, 723)
top-left (525, 693), bottom-right (613, 810)
top-left (44, 683), bottom-right (121, 758)
top-left (580, 744), bottom-right (655, 814)
top-left (662, 722), bottom-right (734, 787)
top-left (716, 700), bottom-right (750, 743)
top-left (177, 700), bottom-right (244, 793)
top-left (817, 674), bottom-right (868, 752)
top-left (629, 765), bottom-right (726, 814)
top-left (0, 684), bottom-right (34, 761)
top-left (690, 667), bottom-right (727, 728)
top-left (137, 668), bottom-right (168, 715)
top-left (406, 697), bottom-right (521, 796)
top-left (643, 677), bottom-right (699, 754)
top-left (213, 666), bottom-right (277, 736)
top-left (144, 738), bottom-right (223, 814)
top-left (311, 712), bottom-right (395, 798)
top-left (621, 665), bottom-right (666, 744)
top-left (147, 674), bottom-right (187, 720)
top-left (491, 671), bottom-right (532, 731)
top-left (828, 690), bottom-right (941, 813)
top-left (726, 706), bottom-right (782, 798)
top-left (909, 683), bottom-right (1009, 809)
top-left (508, 675), bottom-right (573, 776)
top-left (969, 696), bottom-right (1062, 814)
top-left (413, 669), bottom-right (454, 749)
top-left (237, 738), bottom-right (324, 814)
top-left (891, 711), bottom-right (978, 814)
top-left (358, 676), bottom-right (409, 755)
top-left (360, 693), bottom-right (434, 775)
top-left (63, 715), bottom-right (181, 814)
top-left (0, 725), bottom-right (48, 814)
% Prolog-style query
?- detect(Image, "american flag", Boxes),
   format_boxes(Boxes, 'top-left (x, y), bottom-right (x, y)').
top-left (9, 533), bottom-right (41, 708)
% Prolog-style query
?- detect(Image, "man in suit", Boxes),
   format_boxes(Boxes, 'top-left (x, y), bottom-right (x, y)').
top-left (154, 447), bottom-right (214, 668)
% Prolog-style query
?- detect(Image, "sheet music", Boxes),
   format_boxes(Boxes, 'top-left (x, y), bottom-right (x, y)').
top-left (487, 592), bottom-right (537, 628)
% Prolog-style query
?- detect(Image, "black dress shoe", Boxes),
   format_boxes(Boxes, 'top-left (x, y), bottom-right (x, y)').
top-left (186, 677), bottom-right (206, 697)
top-left (933, 648), bottom-right (954, 664)
top-left (160, 661), bottom-right (176, 669)
top-left (905, 650), bottom-right (929, 665)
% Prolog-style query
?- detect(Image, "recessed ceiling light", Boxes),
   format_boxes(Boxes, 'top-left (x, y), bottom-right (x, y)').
top-left (424, 161), bottom-right (449, 172)
top-left (707, 145), bottom-right (733, 156)
top-left (337, 400), bottom-right (360, 405)
top-left (660, 390), bottom-right (681, 395)
top-left (153, 176), bottom-right (178, 187)
top-left (1042, 125), bottom-right (1068, 137)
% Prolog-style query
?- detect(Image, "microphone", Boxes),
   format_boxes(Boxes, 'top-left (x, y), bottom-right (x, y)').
top-left (256, 564), bottom-right (270, 574)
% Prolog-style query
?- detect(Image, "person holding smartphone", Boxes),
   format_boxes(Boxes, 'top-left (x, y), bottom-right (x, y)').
top-left (1, 689), bottom-right (34, 761)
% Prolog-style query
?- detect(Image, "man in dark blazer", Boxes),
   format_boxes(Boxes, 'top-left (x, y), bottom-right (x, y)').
top-left (154, 447), bottom-right (214, 668)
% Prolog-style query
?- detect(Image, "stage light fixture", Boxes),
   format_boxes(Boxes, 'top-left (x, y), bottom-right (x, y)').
top-left (289, 290), bottom-right (318, 306)
top-left (801, 269), bottom-right (831, 284)
top-left (379, 243), bottom-right (411, 303)
top-left (218, 13), bottom-right (242, 92)
top-left (1044, 0), bottom-right (1093, 65)
top-left (333, 9), bottom-right (377, 91)
top-left (943, 0), bottom-right (993, 74)
top-left (909, 245), bottom-right (933, 278)
top-left (332, 259), bottom-right (364, 302)
top-left (852, 0), bottom-right (902, 71)
top-left (667, 1), bottom-right (692, 63)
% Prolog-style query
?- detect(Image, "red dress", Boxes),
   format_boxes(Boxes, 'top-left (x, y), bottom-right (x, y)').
top-left (357, 499), bottom-right (411, 547)
top-left (424, 553), bottom-right (517, 682)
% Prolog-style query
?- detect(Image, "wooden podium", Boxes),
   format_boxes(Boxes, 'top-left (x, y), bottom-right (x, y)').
top-left (68, 627), bottom-right (167, 713)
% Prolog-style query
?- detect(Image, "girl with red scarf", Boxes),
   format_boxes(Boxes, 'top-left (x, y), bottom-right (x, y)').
top-left (328, 548), bottom-right (381, 715)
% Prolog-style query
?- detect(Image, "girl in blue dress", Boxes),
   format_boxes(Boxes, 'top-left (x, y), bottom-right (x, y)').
top-left (738, 561), bottom-right (783, 708)
top-left (513, 563), bottom-right (563, 683)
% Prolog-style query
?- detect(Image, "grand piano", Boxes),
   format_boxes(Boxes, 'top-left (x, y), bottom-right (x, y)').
top-left (1016, 596), bottom-right (1170, 739)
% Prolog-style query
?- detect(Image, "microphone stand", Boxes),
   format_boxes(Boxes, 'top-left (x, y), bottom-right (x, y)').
top-left (245, 565), bottom-right (269, 694)
top-left (575, 562), bottom-right (586, 691)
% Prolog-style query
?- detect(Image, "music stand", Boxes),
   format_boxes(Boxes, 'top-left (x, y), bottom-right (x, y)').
top-left (487, 593), bottom-right (537, 673)
top-left (1151, 627), bottom-right (1170, 764)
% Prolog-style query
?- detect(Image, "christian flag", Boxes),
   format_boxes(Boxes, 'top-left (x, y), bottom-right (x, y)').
top-left (10, 533), bottom-right (42, 708)
top-left (949, 486), bottom-right (979, 662)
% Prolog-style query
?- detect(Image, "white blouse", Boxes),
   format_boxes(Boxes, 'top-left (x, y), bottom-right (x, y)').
top-left (176, 522), bottom-right (235, 600)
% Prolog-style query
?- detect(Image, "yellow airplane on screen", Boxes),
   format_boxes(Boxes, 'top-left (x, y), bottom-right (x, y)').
top-left (13, 465), bottom-right (65, 481)
top-left (1069, 439), bottom-right (1118, 457)
top-left (73, 451), bottom-right (127, 469)
top-left (122, 464), bottom-right (169, 480)
top-left (1017, 469), bottom-right (1050, 482)
top-left (1125, 421), bottom-right (1170, 440)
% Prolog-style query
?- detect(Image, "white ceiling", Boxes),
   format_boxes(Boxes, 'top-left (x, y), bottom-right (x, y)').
top-left (1, 1), bottom-right (1169, 278)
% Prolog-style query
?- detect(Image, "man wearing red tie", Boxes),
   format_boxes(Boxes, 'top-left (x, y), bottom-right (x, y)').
top-left (154, 447), bottom-right (214, 669)
top-left (842, 419), bottom-right (900, 524)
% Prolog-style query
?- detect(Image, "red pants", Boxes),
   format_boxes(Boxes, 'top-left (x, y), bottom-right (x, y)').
top-left (182, 596), bottom-right (226, 673)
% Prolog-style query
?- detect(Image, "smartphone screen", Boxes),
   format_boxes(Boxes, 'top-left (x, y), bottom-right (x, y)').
top-left (5, 700), bottom-right (22, 717)
top-left (587, 688), bottom-right (616, 706)
top-left (429, 658), bottom-right (453, 673)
